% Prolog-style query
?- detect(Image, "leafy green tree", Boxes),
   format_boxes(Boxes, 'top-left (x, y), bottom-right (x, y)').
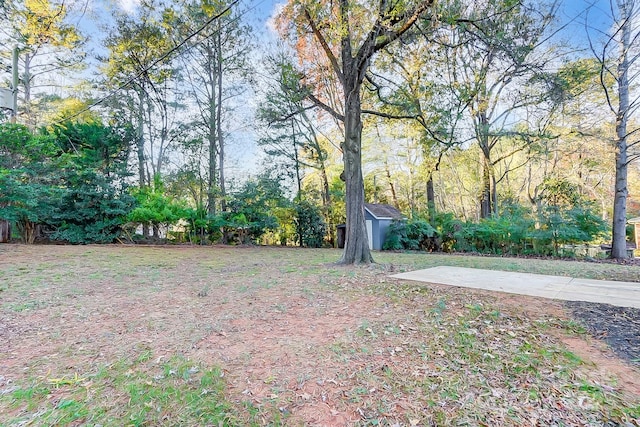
top-left (0, 124), bottom-right (60, 242)
top-left (277, 0), bottom-right (434, 264)
top-left (225, 173), bottom-right (288, 243)
top-left (0, 122), bottom-right (135, 243)
top-left (534, 178), bottom-right (608, 255)
top-left (128, 178), bottom-right (186, 240)
top-left (45, 122), bottom-right (135, 243)
top-left (294, 200), bottom-right (326, 247)
top-left (50, 121), bottom-right (133, 174)
top-left (49, 168), bottom-right (136, 243)
top-left (0, 169), bottom-right (59, 243)
top-left (170, 0), bottom-right (254, 216)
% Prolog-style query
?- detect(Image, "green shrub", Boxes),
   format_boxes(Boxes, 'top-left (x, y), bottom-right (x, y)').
top-left (50, 169), bottom-right (135, 244)
top-left (383, 218), bottom-right (436, 251)
top-left (383, 198), bottom-right (605, 258)
top-left (127, 178), bottom-right (186, 238)
top-left (532, 178), bottom-right (609, 255)
top-left (533, 204), bottom-right (608, 255)
top-left (383, 220), bottom-right (407, 250)
top-left (182, 207), bottom-right (224, 244)
top-left (294, 200), bottom-right (327, 247)
top-left (434, 212), bottom-right (463, 252)
top-left (456, 209), bottom-right (534, 255)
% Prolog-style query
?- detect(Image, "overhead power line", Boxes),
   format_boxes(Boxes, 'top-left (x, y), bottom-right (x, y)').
top-left (55, 0), bottom-right (241, 125)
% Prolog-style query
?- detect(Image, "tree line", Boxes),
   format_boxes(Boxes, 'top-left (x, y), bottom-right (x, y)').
top-left (0, 0), bottom-right (638, 262)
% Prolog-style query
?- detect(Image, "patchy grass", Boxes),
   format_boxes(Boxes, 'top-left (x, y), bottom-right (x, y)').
top-left (0, 244), bottom-right (639, 426)
top-left (1, 353), bottom-right (264, 426)
top-left (326, 289), bottom-right (638, 425)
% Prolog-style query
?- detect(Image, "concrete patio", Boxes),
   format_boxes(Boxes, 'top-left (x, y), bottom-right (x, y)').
top-left (391, 266), bottom-right (640, 309)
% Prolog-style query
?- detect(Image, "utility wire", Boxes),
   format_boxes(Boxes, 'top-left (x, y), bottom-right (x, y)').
top-left (55, 0), bottom-right (241, 125)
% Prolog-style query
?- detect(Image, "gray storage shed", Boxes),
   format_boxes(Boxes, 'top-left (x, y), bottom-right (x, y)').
top-left (364, 203), bottom-right (403, 250)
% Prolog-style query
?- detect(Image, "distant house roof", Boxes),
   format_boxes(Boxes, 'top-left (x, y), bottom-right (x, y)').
top-left (629, 217), bottom-right (640, 224)
top-left (364, 203), bottom-right (403, 220)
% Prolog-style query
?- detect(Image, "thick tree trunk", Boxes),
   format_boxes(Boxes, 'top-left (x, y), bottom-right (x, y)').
top-left (299, 0), bottom-right (433, 262)
top-left (0, 220), bottom-right (10, 243)
top-left (339, 81), bottom-right (373, 264)
top-left (18, 220), bottom-right (39, 244)
top-left (611, 1), bottom-right (632, 260)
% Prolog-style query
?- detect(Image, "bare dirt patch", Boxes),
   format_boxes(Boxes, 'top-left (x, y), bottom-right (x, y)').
top-left (1, 244), bottom-right (639, 426)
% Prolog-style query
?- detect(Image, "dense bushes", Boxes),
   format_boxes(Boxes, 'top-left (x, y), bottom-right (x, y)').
top-left (0, 122), bottom-right (609, 253)
top-left (384, 202), bottom-right (609, 257)
top-left (50, 169), bottom-right (136, 244)
top-left (383, 219), bottom-right (436, 251)
top-left (0, 123), bottom-right (136, 244)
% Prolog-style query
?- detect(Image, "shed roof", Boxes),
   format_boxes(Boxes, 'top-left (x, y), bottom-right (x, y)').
top-left (364, 203), bottom-right (403, 220)
top-left (629, 217), bottom-right (640, 224)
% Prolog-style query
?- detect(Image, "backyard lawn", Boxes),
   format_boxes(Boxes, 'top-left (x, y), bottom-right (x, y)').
top-left (1, 244), bottom-right (639, 426)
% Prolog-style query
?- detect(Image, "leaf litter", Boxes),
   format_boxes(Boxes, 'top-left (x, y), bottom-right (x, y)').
top-left (0, 244), bottom-right (638, 426)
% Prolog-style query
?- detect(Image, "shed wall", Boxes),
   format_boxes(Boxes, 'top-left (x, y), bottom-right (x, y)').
top-left (364, 210), bottom-right (395, 250)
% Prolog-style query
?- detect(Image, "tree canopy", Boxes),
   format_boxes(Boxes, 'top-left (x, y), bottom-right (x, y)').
top-left (0, 0), bottom-right (636, 260)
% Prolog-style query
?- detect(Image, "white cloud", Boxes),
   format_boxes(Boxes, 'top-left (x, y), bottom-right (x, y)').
top-left (118, 0), bottom-right (140, 14)
top-left (265, 2), bottom-right (285, 35)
